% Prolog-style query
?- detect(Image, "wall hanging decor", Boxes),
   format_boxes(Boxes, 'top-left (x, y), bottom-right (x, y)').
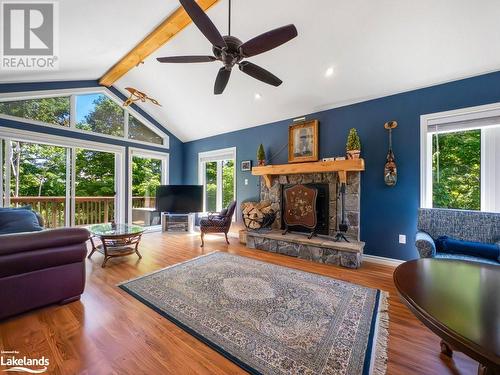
top-left (123, 87), bottom-right (161, 107)
top-left (384, 121), bottom-right (398, 186)
top-left (241, 160), bottom-right (252, 171)
top-left (346, 128), bottom-right (361, 159)
top-left (288, 120), bottom-right (319, 163)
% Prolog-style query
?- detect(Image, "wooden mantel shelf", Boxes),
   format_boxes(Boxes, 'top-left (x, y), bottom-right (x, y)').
top-left (252, 159), bottom-right (365, 188)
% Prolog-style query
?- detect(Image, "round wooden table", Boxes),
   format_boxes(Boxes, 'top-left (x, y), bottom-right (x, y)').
top-left (394, 259), bottom-right (500, 375)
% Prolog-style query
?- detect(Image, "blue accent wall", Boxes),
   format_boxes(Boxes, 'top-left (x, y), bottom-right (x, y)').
top-left (183, 71), bottom-right (500, 261)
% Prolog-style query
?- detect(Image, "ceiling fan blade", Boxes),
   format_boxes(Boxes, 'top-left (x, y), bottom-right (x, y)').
top-left (179, 0), bottom-right (226, 49)
top-left (239, 24), bottom-right (298, 58)
top-left (214, 67), bottom-right (231, 95)
top-left (157, 56), bottom-right (217, 63)
top-left (239, 61), bottom-right (282, 87)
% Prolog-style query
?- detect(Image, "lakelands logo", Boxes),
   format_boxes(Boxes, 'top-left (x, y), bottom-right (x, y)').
top-left (1, 1), bottom-right (59, 70)
top-left (1, 351), bottom-right (49, 373)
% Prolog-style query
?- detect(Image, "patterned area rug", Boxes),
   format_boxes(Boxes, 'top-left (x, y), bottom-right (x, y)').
top-left (119, 252), bottom-right (389, 375)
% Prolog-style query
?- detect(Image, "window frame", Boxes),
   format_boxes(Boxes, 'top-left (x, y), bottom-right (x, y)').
top-left (127, 147), bottom-right (169, 232)
top-left (420, 102), bottom-right (500, 212)
top-left (0, 87), bottom-right (169, 149)
top-left (128, 112), bottom-right (165, 145)
top-left (198, 147), bottom-right (237, 214)
top-left (0, 126), bottom-right (127, 224)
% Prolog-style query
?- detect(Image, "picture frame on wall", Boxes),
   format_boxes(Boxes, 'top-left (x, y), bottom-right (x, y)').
top-left (241, 160), bottom-right (252, 171)
top-left (288, 120), bottom-right (319, 163)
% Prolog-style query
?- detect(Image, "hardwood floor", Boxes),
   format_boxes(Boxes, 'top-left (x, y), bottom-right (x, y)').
top-left (0, 232), bottom-right (477, 374)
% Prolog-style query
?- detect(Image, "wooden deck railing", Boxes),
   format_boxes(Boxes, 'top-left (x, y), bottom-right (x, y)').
top-left (9, 196), bottom-right (156, 228)
top-left (11, 196), bottom-right (115, 228)
top-left (131, 197), bottom-right (156, 209)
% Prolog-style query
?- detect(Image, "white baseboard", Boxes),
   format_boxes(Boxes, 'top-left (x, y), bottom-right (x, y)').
top-left (363, 254), bottom-right (405, 267)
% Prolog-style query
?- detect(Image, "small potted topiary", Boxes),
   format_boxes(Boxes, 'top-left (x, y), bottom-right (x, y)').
top-left (257, 144), bottom-right (266, 166)
top-left (346, 128), bottom-right (361, 159)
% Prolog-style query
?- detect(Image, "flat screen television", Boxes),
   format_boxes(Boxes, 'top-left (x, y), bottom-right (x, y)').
top-left (155, 185), bottom-right (203, 213)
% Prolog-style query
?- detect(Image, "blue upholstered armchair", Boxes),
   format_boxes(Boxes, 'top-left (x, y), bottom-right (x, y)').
top-left (416, 208), bottom-right (500, 265)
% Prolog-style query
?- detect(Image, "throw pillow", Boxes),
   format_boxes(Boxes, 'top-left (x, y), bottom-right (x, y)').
top-left (0, 209), bottom-right (43, 235)
top-left (435, 236), bottom-right (500, 262)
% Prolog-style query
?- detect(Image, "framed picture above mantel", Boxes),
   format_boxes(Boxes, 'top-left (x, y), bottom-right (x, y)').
top-left (288, 120), bottom-right (319, 163)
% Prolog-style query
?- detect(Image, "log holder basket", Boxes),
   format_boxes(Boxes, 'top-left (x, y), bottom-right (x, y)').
top-left (242, 211), bottom-right (277, 232)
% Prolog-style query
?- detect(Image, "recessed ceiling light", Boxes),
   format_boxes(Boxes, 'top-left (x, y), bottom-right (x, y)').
top-left (254, 93), bottom-right (262, 100)
top-left (325, 67), bottom-right (334, 78)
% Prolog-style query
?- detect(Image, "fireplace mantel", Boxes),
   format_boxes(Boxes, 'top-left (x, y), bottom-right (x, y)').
top-left (252, 159), bottom-right (365, 188)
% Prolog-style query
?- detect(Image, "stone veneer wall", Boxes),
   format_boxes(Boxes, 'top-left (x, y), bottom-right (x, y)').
top-left (259, 172), bottom-right (361, 241)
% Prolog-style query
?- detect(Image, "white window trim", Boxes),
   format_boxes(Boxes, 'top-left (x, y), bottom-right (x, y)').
top-left (0, 126), bottom-right (126, 224)
top-left (198, 147), bottom-right (237, 213)
top-left (420, 102), bottom-right (500, 212)
top-left (0, 86), bottom-right (170, 149)
top-left (128, 147), bottom-right (169, 231)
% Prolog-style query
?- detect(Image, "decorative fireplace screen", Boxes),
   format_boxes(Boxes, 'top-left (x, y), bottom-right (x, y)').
top-left (281, 183), bottom-right (330, 237)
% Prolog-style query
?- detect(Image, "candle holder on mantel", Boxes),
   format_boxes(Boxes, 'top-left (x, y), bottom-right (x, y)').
top-left (384, 121), bottom-right (398, 187)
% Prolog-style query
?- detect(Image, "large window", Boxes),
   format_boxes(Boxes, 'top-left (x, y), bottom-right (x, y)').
top-left (8, 141), bottom-right (68, 228)
top-left (74, 148), bottom-right (116, 225)
top-left (129, 149), bottom-right (168, 230)
top-left (198, 148), bottom-right (236, 213)
top-left (421, 104), bottom-right (500, 212)
top-left (1, 128), bottom-right (126, 227)
top-left (129, 114), bottom-right (163, 145)
top-left (0, 97), bottom-right (70, 126)
top-left (76, 94), bottom-right (124, 137)
top-left (0, 88), bottom-right (167, 147)
top-left (432, 129), bottom-right (481, 210)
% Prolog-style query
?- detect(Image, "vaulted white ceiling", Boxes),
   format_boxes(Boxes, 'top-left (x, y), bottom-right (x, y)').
top-left (1, 0), bottom-right (500, 142)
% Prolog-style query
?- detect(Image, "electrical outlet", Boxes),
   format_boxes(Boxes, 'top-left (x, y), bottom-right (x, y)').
top-left (244, 179), bottom-right (248, 186)
top-left (399, 234), bottom-right (407, 244)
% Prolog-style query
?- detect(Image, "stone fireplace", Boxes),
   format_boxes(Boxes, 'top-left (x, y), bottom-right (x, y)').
top-left (244, 160), bottom-right (365, 269)
top-left (261, 171), bottom-right (361, 241)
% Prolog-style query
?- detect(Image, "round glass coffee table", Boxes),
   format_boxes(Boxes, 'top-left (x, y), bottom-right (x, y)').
top-left (87, 223), bottom-right (145, 268)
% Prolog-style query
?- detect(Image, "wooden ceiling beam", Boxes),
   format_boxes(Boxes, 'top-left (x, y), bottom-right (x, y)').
top-left (99, 0), bottom-right (220, 87)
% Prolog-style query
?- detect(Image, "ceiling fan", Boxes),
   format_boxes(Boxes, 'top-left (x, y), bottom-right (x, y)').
top-left (157, 0), bottom-right (298, 95)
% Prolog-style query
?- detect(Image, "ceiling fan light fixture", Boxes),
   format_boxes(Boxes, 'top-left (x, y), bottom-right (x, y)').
top-left (157, 0), bottom-right (298, 95)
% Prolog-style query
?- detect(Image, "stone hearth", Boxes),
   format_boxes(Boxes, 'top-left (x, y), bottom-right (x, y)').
top-left (245, 230), bottom-right (365, 269)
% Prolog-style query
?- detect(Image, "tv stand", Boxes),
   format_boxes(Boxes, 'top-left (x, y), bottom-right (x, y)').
top-left (161, 213), bottom-right (195, 233)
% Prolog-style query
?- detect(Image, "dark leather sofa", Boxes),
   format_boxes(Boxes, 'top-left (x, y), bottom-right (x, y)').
top-left (0, 227), bottom-right (90, 320)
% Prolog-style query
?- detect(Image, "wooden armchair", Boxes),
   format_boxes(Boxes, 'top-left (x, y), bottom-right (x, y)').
top-left (200, 201), bottom-right (237, 247)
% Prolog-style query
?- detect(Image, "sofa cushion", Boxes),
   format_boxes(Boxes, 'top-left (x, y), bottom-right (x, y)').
top-left (0, 209), bottom-right (43, 235)
top-left (0, 205), bottom-right (32, 211)
top-left (418, 208), bottom-right (500, 244)
top-left (0, 228), bottom-right (90, 256)
top-left (0, 244), bottom-right (87, 278)
top-left (435, 236), bottom-right (500, 262)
